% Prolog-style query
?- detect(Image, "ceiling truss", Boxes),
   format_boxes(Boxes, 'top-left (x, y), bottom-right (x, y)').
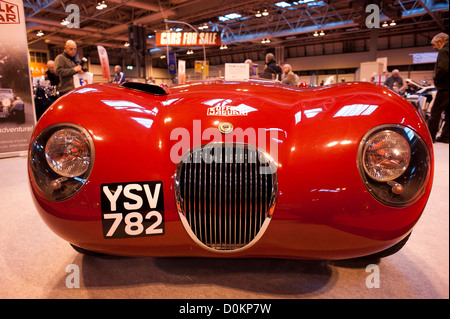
top-left (24, 0), bottom-right (448, 64)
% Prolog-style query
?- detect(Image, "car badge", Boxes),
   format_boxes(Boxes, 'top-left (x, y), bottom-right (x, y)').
top-left (207, 106), bottom-right (248, 116)
top-left (218, 122), bottom-right (233, 134)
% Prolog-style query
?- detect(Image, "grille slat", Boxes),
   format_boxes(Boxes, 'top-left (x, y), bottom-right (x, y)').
top-left (175, 143), bottom-right (278, 252)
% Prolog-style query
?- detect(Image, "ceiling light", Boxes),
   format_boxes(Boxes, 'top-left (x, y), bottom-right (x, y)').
top-left (160, 55), bottom-right (166, 59)
top-left (255, 11), bottom-right (262, 17)
top-left (314, 31), bottom-right (318, 36)
top-left (261, 38), bottom-right (270, 44)
top-left (36, 30), bottom-right (44, 37)
top-left (218, 13), bottom-right (241, 22)
top-left (382, 21), bottom-right (389, 27)
top-left (61, 18), bottom-right (69, 25)
top-left (390, 20), bottom-right (396, 26)
top-left (124, 42), bottom-right (130, 47)
top-left (262, 9), bottom-right (269, 16)
top-left (319, 30), bottom-right (325, 36)
top-left (220, 44), bottom-right (228, 50)
top-left (97, 1), bottom-right (107, 10)
top-left (275, 2), bottom-right (292, 8)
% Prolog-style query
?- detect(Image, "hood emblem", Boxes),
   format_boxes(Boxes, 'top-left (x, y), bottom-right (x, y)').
top-left (207, 106), bottom-right (248, 116)
top-left (218, 122), bottom-right (233, 134)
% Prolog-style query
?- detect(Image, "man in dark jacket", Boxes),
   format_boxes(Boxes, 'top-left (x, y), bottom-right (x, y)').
top-left (54, 40), bottom-right (84, 95)
top-left (262, 53), bottom-right (282, 81)
top-left (428, 33), bottom-right (449, 143)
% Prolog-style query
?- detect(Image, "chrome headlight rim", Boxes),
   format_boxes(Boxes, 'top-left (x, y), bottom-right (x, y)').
top-left (29, 123), bottom-right (95, 202)
top-left (45, 128), bottom-right (92, 178)
top-left (357, 124), bottom-right (431, 207)
top-left (362, 129), bottom-right (412, 182)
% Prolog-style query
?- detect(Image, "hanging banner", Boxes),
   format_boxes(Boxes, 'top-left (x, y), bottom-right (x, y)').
top-left (168, 52), bottom-right (177, 75)
top-left (0, 0), bottom-right (36, 158)
top-left (156, 31), bottom-right (221, 46)
top-left (97, 45), bottom-right (110, 80)
top-left (178, 60), bottom-right (186, 85)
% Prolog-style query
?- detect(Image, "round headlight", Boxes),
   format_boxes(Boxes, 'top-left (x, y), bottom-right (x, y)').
top-left (363, 130), bottom-right (411, 182)
top-left (29, 123), bottom-right (95, 201)
top-left (358, 125), bottom-right (431, 207)
top-left (2, 98), bottom-right (11, 107)
top-left (45, 128), bottom-right (91, 177)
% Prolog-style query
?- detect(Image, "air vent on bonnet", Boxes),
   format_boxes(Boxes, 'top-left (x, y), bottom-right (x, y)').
top-left (120, 82), bottom-right (168, 95)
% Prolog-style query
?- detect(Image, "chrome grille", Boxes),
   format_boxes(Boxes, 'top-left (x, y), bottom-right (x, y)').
top-left (174, 143), bottom-right (278, 252)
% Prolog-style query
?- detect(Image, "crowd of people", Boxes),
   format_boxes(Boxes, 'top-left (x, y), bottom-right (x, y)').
top-left (37, 33), bottom-right (448, 143)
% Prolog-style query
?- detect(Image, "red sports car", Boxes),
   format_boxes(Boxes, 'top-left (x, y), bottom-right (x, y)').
top-left (28, 80), bottom-right (433, 260)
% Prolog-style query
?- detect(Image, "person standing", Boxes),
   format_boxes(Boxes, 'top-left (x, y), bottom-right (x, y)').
top-left (281, 64), bottom-right (297, 86)
top-left (262, 53), bottom-right (282, 81)
top-left (112, 65), bottom-right (126, 84)
top-left (45, 60), bottom-right (59, 88)
top-left (54, 40), bottom-right (84, 95)
top-left (428, 32), bottom-right (449, 143)
top-left (384, 69), bottom-right (403, 91)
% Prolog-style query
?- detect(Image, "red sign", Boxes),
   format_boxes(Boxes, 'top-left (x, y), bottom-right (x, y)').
top-left (0, 0), bottom-right (19, 24)
top-left (97, 45), bottom-right (110, 80)
top-left (156, 31), bottom-right (221, 46)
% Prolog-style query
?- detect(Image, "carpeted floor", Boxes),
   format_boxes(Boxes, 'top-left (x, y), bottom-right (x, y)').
top-left (0, 143), bottom-right (448, 299)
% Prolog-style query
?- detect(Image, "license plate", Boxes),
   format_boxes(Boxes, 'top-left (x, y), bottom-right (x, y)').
top-left (101, 181), bottom-right (164, 239)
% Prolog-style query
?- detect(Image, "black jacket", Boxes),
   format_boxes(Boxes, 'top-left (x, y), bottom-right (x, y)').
top-left (262, 61), bottom-right (282, 81)
top-left (434, 42), bottom-right (449, 91)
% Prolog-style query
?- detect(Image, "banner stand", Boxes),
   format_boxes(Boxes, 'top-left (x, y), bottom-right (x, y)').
top-left (0, 0), bottom-right (37, 159)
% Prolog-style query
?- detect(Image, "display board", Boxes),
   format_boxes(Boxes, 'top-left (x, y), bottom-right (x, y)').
top-left (225, 63), bottom-right (249, 81)
top-left (0, 0), bottom-right (36, 158)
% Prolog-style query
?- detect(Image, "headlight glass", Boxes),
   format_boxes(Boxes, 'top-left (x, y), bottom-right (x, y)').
top-left (45, 128), bottom-right (91, 177)
top-left (29, 124), bottom-right (95, 201)
top-left (363, 130), bottom-right (411, 182)
top-left (2, 98), bottom-right (11, 107)
top-left (358, 125), bottom-right (430, 207)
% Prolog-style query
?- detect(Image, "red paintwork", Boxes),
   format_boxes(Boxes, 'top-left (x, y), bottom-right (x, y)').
top-left (28, 80), bottom-right (434, 259)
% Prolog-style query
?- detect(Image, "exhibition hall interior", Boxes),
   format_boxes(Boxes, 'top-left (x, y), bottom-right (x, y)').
top-left (0, 0), bottom-right (448, 301)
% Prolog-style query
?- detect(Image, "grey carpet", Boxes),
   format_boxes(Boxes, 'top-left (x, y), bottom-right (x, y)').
top-left (0, 143), bottom-right (448, 299)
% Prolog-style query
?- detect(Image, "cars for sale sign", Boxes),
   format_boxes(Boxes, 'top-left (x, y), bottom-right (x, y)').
top-left (156, 31), bottom-right (221, 46)
top-left (0, 0), bottom-right (36, 157)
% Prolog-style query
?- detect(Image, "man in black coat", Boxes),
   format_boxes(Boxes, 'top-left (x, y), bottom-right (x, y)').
top-left (262, 53), bottom-right (282, 81)
top-left (428, 33), bottom-right (449, 143)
